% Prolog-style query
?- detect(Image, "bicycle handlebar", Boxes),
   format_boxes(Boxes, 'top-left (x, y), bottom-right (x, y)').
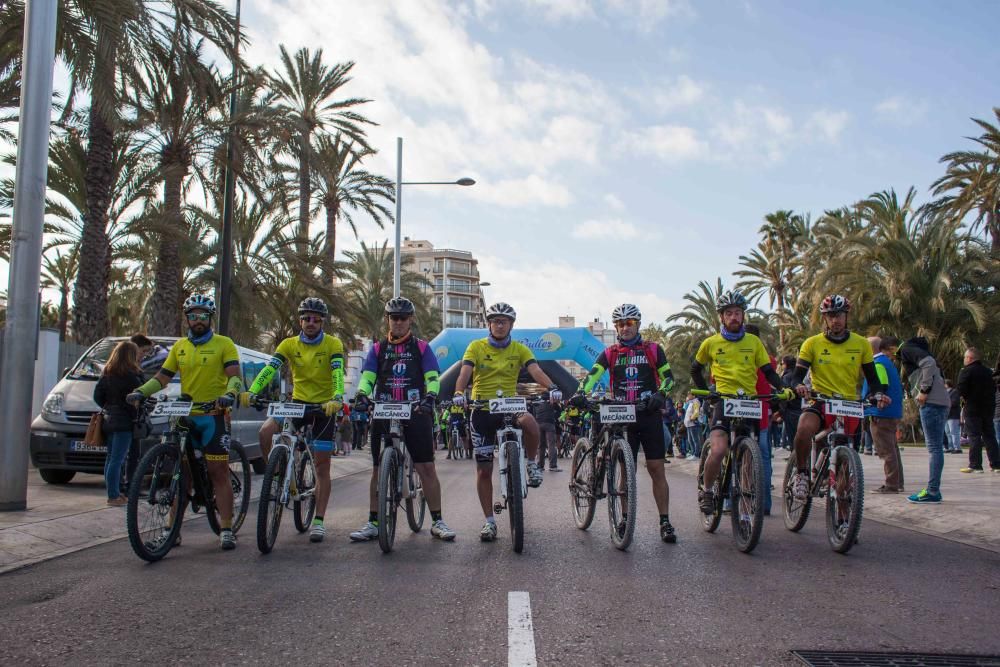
top-left (691, 389), bottom-right (785, 401)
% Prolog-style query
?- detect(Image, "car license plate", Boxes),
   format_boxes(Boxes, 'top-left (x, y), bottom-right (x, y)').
top-left (71, 440), bottom-right (106, 453)
top-left (268, 403), bottom-right (306, 418)
top-left (599, 404), bottom-right (636, 423)
top-left (489, 397), bottom-right (527, 414)
top-left (374, 403), bottom-right (412, 420)
top-left (723, 399), bottom-right (762, 419)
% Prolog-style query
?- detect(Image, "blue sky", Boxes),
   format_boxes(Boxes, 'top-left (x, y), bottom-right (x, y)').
top-left (8, 1), bottom-right (1000, 329)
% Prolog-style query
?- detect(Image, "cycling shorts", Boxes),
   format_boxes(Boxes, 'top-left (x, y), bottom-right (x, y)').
top-left (708, 400), bottom-right (761, 438)
top-left (180, 414), bottom-right (230, 462)
top-left (369, 411), bottom-right (434, 465)
top-left (291, 412), bottom-right (338, 453)
top-left (594, 412), bottom-right (665, 461)
top-left (470, 410), bottom-right (512, 463)
top-left (801, 398), bottom-right (861, 436)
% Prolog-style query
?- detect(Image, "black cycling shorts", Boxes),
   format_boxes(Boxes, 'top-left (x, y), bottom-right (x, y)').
top-left (180, 414), bottom-right (230, 462)
top-left (369, 411), bottom-right (434, 465)
top-left (470, 410), bottom-right (510, 463)
top-left (595, 411), bottom-right (666, 461)
top-left (290, 412), bottom-right (338, 453)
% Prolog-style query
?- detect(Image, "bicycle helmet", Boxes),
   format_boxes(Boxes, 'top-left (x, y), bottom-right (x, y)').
top-left (819, 294), bottom-right (851, 314)
top-left (485, 302), bottom-right (517, 322)
top-left (297, 297), bottom-right (328, 317)
top-left (183, 293), bottom-right (216, 314)
top-left (715, 290), bottom-right (748, 313)
top-left (384, 297), bottom-right (415, 316)
top-left (611, 303), bottom-right (642, 322)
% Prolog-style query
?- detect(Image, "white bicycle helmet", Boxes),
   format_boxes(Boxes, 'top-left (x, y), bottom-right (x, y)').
top-left (611, 303), bottom-right (642, 322)
top-left (715, 290), bottom-right (748, 313)
top-left (183, 293), bottom-right (216, 314)
top-left (485, 302), bottom-right (517, 322)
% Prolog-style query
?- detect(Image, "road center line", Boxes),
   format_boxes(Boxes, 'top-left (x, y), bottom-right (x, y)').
top-left (508, 591), bottom-right (538, 667)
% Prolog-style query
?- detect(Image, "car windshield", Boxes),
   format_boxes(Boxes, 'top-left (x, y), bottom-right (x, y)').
top-left (67, 338), bottom-right (174, 380)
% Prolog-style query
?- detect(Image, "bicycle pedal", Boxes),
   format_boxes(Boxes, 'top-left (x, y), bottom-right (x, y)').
top-left (493, 501), bottom-right (504, 514)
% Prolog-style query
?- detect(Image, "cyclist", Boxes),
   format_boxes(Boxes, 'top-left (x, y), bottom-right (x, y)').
top-left (452, 302), bottom-right (563, 542)
top-left (786, 295), bottom-right (890, 500)
top-left (127, 294), bottom-right (244, 551)
top-left (690, 290), bottom-right (794, 515)
top-left (564, 403), bottom-right (583, 441)
top-left (240, 297), bottom-right (344, 543)
top-left (447, 401), bottom-right (469, 459)
top-left (349, 297), bottom-right (456, 542)
top-left (574, 303), bottom-right (679, 543)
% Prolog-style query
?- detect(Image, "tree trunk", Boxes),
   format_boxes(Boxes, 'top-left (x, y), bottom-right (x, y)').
top-left (148, 162), bottom-right (187, 335)
top-left (776, 290), bottom-right (786, 350)
top-left (323, 194), bottom-right (339, 285)
top-left (58, 287), bottom-right (68, 342)
top-left (297, 127), bottom-right (311, 253)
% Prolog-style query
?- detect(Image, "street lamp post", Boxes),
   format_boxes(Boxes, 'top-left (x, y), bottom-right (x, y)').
top-left (392, 137), bottom-right (475, 298)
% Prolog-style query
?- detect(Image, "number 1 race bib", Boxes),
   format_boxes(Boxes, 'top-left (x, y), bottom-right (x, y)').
top-left (723, 399), bottom-right (762, 419)
top-left (827, 399), bottom-right (863, 418)
top-left (373, 403), bottom-right (412, 420)
top-left (489, 397), bottom-right (527, 414)
top-left (599, 404), bottom-right (636, 423)
top-left (153, 401), bottom-right (193, 417)
top-left (267, 403), bottom-right (306, 418)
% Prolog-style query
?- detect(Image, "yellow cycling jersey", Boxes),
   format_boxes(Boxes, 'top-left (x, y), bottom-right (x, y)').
top-left (273, 334), bottom-right (345, 404)
top-left (462, 338), bottom-right (536, 400)
top-left (798, 331), bottom-right (873, 399)
top-left (161, 335), bottom-right (240, 409)
top-left (694, 333), bottom-right (770, 396)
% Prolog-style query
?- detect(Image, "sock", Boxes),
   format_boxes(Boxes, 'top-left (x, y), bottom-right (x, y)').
top-left (431, 510), bottom-right (442, 522)
top-left (486, 516), bottom-right (496, 525)
top-left (369, 511), bottom-right (378, 523)
top-left (659, 514), bottom-right (670, 525)
top-left (313, 516), bottom-right (323, 525)
top-left (222, 520), bottom-right (232, 531)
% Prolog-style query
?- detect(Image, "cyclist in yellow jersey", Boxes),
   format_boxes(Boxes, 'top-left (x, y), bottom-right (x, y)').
top-left (452, 302), bottom-right (563, 543)
top-left (240, 297), bottom-right (344, 543)
top-left (786, 294), bottom-right (890, 500)
top-left (691, 290), bottom-right (793, 514)
top-left (127, 293), bottom-right (245, 551)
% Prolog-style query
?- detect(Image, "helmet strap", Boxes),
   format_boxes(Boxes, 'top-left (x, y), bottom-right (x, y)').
top-left (187, 328), bottom-right (214, 346)
top-left (299, 330), bottom-right (324, 346)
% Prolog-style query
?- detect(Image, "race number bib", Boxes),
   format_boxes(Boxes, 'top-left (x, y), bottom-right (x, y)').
top-left (152, 401), bottom-right (192, 417)
top-left (489, 397), bottom-right (527, 414)
top-left (267, 403), bottom-right (306, 418)
top-left (373, 403), bottom-right (412, 420)
top-left (723, 399), bottom-right (762, 419)
top-left (827, 399), bottom-right (863, 418)
top-left (599, 404), bottom-right (636, 423)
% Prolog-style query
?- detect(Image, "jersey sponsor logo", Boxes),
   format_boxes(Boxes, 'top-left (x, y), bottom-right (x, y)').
top-left (392, 362), bottom-right (407, 376)
top-left (625, 366), bottom-right (639, 379)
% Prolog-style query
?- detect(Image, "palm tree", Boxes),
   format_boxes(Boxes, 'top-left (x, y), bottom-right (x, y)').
top-left (931, 107), bottom-right (1000, 253)
top-left (40, 248), bottom-right (78, 341)
top-left (735, 242), bottom-right (786, 343)
top-left (269, 46), bottom-right (373, 249)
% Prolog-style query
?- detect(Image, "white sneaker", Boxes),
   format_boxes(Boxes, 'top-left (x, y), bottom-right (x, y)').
top-left (792, 472), bottom-right (809, 501)
top-left (479, 521), bottom-right (498, 542)
top-left (309, 522), bottom-right (326, 543)
top-left (685, 454), bottom-right (697, 461)
top-left (526, 461), bottom-right (543, 488)
top-left (349, 521), bottom-right (378, 541)
top-left (431, 519), bottom-right (456, 541)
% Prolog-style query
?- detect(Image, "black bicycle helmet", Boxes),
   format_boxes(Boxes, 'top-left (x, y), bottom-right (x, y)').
top-left (298, 297), bottom-right (328, 317)
top-left (715, 290), bottom-right (748, 313)
top-left (385, 297), bottom-right (415, 316)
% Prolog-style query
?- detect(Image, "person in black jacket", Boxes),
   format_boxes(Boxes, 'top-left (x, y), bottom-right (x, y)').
top-left (957, 347), bottom-right (1000, 472)
top-left (94, 341), bottom-right (144, 505)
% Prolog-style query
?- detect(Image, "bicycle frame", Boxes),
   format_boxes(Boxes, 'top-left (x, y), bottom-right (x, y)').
top-left (375, 404), bottom-right (421, 506)
top-left (270, 415), bottom-right (317, 507)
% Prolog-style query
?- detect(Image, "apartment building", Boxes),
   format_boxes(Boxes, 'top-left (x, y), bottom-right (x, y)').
top-left (400, 238), bottom-right (487, 329)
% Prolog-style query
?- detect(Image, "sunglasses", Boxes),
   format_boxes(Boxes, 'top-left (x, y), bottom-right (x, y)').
top-left (299, 315), bottom-right (324, 323)
top-left (615, 319), bottom-right (639, 328)
top-left (489, 318), bottom-right (512, 326)
top-left (389, 314), bottom-right (411, 322)
top-left (186, 313), bottom-right (211, 322)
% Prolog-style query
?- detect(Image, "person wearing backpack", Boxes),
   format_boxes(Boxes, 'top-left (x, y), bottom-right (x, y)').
top-left (573, 304), bottom-right (678, 543)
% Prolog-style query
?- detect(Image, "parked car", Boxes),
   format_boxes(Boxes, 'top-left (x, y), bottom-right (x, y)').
top-left (30, 336), bottom-right (278, 484)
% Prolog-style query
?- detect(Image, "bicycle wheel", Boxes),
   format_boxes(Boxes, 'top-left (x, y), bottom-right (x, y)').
top-left (782, 455), bottom-right (811, 532)
top-left (126, 443), bottom-right (187, 563)
top-left (505, 440), bottom-right (525, 554)
top-left (256, 446), bottom-right (288, 554)
top-left (569, 438), bottom-right (596, 530)
top-left (210, 442), bottom-right (251, 535)
top-left (405, 455), bottom-right (426, 532)
top-left (606, 438), bottom-right (637, 551)
top-left (826, 446), bottom-right (864, 553)
top-left (377, 446), bottom-right (400, 553)
top-left (730, 437), bottom-right (765, 553)
top-left (448, 428), bottom-right (460, 459)
top-left (293, 448), bottom-right (317, 533)
top-left (698, 444), bottom-right (723, 532)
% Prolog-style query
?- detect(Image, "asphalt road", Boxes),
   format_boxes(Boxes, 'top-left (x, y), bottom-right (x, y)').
top-left (2, 454), bottom-right (999, 666)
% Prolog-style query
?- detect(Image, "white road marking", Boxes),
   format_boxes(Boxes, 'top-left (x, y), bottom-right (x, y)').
top-left (508, 591), bottom-right (538, 667)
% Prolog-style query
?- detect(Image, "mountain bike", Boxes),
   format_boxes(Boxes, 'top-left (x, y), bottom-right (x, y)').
top-left (782, 392), bottom-right (867, 554)
top-left (126, 398), bottom-right (250, 562)
top-left (254, 400), bottom-right (322, 554)
top-left (441, 402), bottom-right (466, 460)
top-left (558, 423), bottom-right (577, 459)
top-left (692, 389), bottom-right (772, 554)
top-left (471, 395), bottom-right (530, 554)
top-left (568, 397), bottom-right (639, 550)
top-left (372, 401), bottom-right (427, 553)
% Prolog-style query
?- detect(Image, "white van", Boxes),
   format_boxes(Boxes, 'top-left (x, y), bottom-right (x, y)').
top-left (29, 336), bottom-right (279, 484)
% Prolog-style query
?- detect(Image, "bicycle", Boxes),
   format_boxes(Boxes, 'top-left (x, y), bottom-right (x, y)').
top-left (442, 402), bottom-right (466, 460)
top-left (254, 400), bottom-right (322, 554)
top-left (126, 398), bottom-right (250, 562)
top-left (692, 389), bottom-right (771, 554)
top-left (558, 425), bottom-right (576, 459)
top-left (568, 397), bottom-right (639, 550)
top-left (371, 400), bottom-right (427, 553)
top-left (782, 392), bottom-right (867, 554)
top-left (471, 394), bottom-right (530, 554)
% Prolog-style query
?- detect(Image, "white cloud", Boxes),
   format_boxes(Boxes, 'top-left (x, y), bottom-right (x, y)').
top-left (518, 0), bottom-right (692, 30)
top-left (874, 95), bottom-right (928, 126)
top-left (806, 110), bottom-right (850, 143)
top-left (471, 175), bottom-right (574, 208)
top-left (571, 218), bottom-right (641, 240)
top-left (522, 0), bottom-right (594, 20)
top-left (603, 193), bottom-right (626, 211)
top-left (646, 75), bottom-right (705, 111)
top-left (622, 124), bottom-right (707, 162)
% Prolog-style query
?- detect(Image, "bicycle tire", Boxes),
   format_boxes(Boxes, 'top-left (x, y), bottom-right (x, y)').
top-left (569, 438), bottom-right (596, 530)
top-left (293, 448), bottom-right (317, 533)
top-left (607, 438), bottom-right (637, 551)
top-left (377, 446), bottom-right (399, 553)
top-left (826, 445), bottom-right (864, 553)
top-left (505, 439), bottom-right (525, 553)
top-left (405, 454), bottom-right (426, 532)
top-left (698, 443), bottom-right (723, 533)
top-left (209, 442), bottom-right (251, 535)
top-left (126, 443), bottom-right (186, 563)
top-left (730, 436), bottom-right (765, 553)
top-left (782, 455), bottom-right (812, 531)
top-left (256, 446), bottom-right (288, 554)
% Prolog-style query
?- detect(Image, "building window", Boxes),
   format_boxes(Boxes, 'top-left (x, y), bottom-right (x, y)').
top-left (447, 313), bottom-right (464, 328)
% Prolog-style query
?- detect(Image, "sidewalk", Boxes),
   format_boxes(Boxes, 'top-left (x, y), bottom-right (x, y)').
top-left (666, 445), bottom-right (1000, 553)
top-left (0, 454), bottom-right (371, 574)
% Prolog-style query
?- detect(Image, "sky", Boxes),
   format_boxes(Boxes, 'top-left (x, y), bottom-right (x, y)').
top-left (6, 0), bottom-right (1000, 329)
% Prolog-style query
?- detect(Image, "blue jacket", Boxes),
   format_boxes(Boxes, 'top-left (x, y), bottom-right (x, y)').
top-left (863, 353), bottom-right (903, 419)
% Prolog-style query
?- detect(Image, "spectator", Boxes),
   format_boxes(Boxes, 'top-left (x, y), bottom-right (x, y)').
top-left (350, 399), bottom-right (370, 451)
top-left (336, 409), bottom-right (353, 456)
top-left (863, 336), bottom-right (905, 493)
top-left (130, 334), bottom-right (168, 374)
top-left (673, 404), bottom-right (687, 457)
top-left (531, 395), bottom-right (560, 471)
top-left (94, 341), bottom-right (144, 506)
top-left (957, 347), bottom-right (1000, 473)
top-left (683, 393), bottom-right (703, 460)
top-left (944, 379), bottom-right (962, 454)
top-left (661, 395), bottom-right (677, 459)
top-left (897, 337), bottom-right (949, 503)
top-left (780, 355), bottom-right (800, 452)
